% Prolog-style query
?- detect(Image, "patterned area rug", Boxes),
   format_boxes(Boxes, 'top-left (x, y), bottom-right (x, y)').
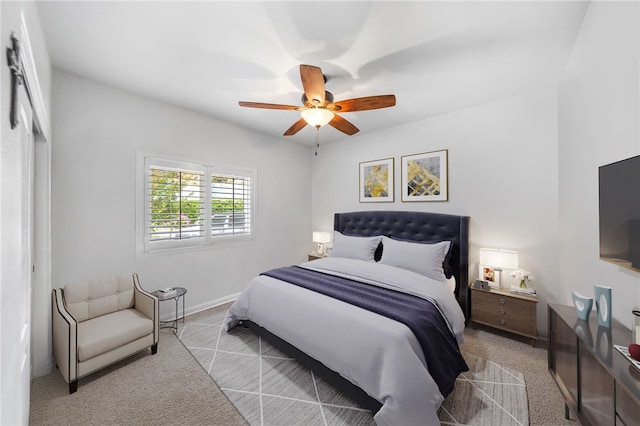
top-left (178, 308), bottom-right (529, 425)
top-left (439, 354), bottom-right (529, 425)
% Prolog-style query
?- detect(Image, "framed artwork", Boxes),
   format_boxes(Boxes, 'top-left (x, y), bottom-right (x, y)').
top-left (479, 265), bottom-right (500, 288)
top-left (359, 158), bottom-right (394, 203)
top-left (401, 149), bottom-right (448, 202)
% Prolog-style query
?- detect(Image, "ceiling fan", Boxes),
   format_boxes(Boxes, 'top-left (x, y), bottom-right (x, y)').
top-left (239, 64), bottom-right (396, 136)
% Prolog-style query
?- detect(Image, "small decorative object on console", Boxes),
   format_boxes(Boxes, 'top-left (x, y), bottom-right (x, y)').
top-left (595, 285), bottom-right (612, 328)
top-left (629, 343), bottom-right (640, 361)
top-left (614, 344), bottom-right (640, 372)
top-left (571, 291), bottom-right (593, 321)
top-left (633, 309), bottom-right (640, 344)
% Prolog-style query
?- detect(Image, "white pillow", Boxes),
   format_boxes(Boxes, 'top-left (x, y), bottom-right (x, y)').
top-left (379, 236), bottom-right (451, 281)
top-left (329, 232), bottom-right (382, 262)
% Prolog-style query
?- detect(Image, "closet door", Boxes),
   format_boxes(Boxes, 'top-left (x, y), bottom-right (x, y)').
top-left (1, 79), bottom-right (34, 426)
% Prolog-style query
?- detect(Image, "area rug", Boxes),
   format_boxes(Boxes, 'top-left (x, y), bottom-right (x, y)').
top-left (178, 308), bottom-right (529, 425)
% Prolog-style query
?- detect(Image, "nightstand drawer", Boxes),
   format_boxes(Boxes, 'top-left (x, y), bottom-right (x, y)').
top-left (471, 287), bottom-right (538, 343)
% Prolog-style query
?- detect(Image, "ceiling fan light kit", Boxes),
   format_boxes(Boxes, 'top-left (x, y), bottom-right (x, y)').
top-left (239, 64), bottom-right (396, 137)
top-left (301, 108), bottom-right (334, 128)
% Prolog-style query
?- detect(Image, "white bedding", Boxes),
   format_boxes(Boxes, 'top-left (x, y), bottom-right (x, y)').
top-left (225, 257), bottom-right (467, 425)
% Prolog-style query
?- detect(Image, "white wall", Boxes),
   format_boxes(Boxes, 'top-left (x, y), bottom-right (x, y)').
top-left (1, 0), bottom-right (51, 423)
top-left (51, 70), bottom-right (313, 320)
top-left (311, 89), bottom-right (560, 334)
top-left (558, 1), bottom-right (640, 329)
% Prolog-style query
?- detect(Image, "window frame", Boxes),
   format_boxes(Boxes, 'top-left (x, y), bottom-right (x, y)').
top-left (136, 151), bottom-right (255, 255)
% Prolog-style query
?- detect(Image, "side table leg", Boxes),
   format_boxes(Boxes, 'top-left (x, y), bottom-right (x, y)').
top-left (174, 297), bottom-right (179, 333)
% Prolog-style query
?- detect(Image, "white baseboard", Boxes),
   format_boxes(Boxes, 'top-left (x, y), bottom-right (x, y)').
top-left (159, 292), bottom-right (240, 322)
top-left (185, 292), bottom-right (240, 318)
top-left (32, 361), bottom-right (55, 378)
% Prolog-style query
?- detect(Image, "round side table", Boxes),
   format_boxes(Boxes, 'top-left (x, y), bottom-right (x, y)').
top-left (152, 287), bottom-right (187, 333)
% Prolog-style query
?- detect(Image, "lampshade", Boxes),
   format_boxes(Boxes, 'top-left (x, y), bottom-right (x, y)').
top-left (479, 248), bottom-right (519, 270)
top-left (312, 231), bottom-right (331, 244)
top-left (301, 108), bottom-right (334, 127)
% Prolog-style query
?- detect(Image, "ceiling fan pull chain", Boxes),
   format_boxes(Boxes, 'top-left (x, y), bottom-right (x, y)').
top-left (315, 125), bottom-right (320, 156)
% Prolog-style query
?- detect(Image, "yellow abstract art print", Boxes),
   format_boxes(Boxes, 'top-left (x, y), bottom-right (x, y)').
top-left (401, 150), bottom-right (448, 202)
top-left (359, 158), bottom-right (394, 203)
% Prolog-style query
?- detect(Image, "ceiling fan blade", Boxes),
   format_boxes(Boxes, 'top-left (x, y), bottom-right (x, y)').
top-left (328, 114), bottom-right (359, 136)
top-left (299, 64), bottom-right (326, 106)
top-left (239, 101), bottom-right (300, 111)
top-left (329, 95), bottom-right (396, 112)
top-left (283, 118), bottom-right (308, 136)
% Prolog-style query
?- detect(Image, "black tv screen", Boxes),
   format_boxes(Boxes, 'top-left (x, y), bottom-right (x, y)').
top-left (599, 154), bottom-right (640, 271)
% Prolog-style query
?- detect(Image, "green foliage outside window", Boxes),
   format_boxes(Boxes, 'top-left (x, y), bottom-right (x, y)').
top-left (150, 169), bottom-right (246, 240)
top-left (211, 199), bottom-right (245, 213)
top-left (150, 170), bottom-right (202, 238)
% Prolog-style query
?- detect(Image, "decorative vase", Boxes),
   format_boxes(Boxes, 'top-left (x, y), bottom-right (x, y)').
top-left (519, 279), bottom-right (527, 288)
top-left (572, 291), bottom-right (593, 321)
top-left (595, 285), bottom-right (612, 328)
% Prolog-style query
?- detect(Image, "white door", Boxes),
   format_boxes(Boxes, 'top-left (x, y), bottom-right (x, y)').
top-left (1, 81), bottom-right (34, 425)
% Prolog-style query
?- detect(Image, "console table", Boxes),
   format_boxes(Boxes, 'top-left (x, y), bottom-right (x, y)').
top-left (548, 303), bottom-right (640, 425)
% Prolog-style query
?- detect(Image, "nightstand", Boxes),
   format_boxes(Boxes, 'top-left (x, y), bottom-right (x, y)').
top-left (470, 286), bottom-right (538, 346)
top-left (308, 253), bottom-right (326, 261)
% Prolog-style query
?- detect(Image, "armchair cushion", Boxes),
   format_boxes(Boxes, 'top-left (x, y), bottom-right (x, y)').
top-left (64, 275), bottom-right (135, 322)
top-left (77, 308), bottom-right (154, 362)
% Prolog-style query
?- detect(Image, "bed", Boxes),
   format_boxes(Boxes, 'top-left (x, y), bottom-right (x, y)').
top-left (225, 210), bottom-right (470, 425)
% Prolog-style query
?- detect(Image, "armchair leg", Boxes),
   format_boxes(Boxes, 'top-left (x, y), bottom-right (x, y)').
top-left (69, 380), bottom-right (78, 394)
top-left (151, 343), bottom-right (158, 355)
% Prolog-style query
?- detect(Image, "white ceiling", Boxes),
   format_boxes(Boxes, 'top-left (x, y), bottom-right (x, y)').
top-left (37, 1), bottom-right (589, 145)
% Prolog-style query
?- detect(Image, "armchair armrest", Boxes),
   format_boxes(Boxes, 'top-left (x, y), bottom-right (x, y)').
top-left (51, 288), bottom-right (77, 384)
top-left (132, 273), bottom-right (159, 344)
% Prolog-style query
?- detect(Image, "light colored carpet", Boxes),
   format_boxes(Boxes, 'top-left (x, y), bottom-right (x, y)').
top-left (179, 306), bottom-right (553, 426)
top-left (29, 303), bottom-right (571, 426)
top-left (29, 327), bottom-right (247, 426)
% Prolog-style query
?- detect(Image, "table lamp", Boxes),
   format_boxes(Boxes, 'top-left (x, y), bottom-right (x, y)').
top-left (312, 231), bottom-right (331, 256)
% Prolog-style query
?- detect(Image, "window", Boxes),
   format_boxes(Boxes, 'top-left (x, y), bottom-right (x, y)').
top-left (211, 173), bottom-right (251, 236)
top-left (138, 153), bottom-right (254, 253)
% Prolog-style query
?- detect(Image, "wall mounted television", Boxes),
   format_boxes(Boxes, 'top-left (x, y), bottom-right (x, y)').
top-left (599, 154), bottom-right (640, 272)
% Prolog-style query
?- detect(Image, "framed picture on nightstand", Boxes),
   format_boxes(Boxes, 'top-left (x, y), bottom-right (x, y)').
top-left (479, 265), bottom-right (500, 288)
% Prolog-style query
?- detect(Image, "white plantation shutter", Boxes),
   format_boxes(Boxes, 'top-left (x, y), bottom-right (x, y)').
top-left (148, 167), bottom-right (205, 242)
top-left (140, 154), bottom-right (254, 253)
top-left (211, 172), bottom-right (252, 236)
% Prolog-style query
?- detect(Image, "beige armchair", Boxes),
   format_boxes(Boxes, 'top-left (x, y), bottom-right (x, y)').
top-left (51, 273), bottom-right (159, 393)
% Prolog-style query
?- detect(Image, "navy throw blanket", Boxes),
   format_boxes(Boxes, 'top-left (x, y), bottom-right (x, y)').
top-left (261, 265), bottom-right (469, 397)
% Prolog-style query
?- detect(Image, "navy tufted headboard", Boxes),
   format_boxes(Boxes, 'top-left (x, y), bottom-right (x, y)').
top-left (334, 211), bottom-right (470, 322)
